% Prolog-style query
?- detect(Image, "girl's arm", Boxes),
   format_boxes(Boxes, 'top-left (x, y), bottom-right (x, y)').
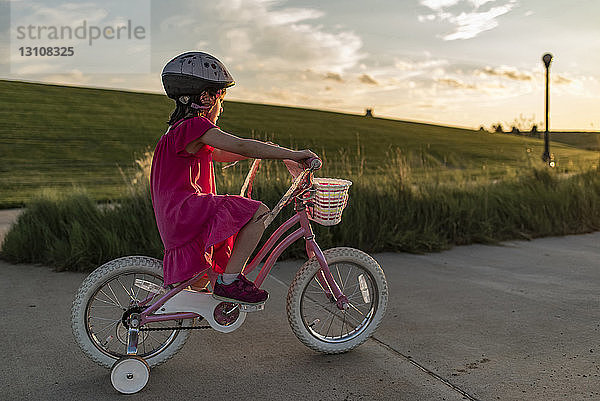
top-left (212, 148), bottom-right (249, 163)
top-left (187, 128), bottom-right (316, 162)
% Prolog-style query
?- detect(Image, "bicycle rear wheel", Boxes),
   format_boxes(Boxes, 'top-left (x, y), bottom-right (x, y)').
top-left (71, 256), bottom-right (192, 368)
top-left (286, 247), bottom-right (388, 354)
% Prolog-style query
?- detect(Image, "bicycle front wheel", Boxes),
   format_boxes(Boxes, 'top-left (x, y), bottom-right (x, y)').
top-left (286, 247), bottom-right (388, 354)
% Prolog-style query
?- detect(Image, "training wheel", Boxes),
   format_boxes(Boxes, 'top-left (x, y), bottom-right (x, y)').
top-left (110, 356), bottom-right (150, 394)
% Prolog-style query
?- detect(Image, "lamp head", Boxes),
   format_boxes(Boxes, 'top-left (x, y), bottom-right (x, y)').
top-left (542, 53), bottom-right (553, 68)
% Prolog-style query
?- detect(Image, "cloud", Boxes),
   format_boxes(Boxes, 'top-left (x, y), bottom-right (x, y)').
top-left (469, 0), bottom-right (496, 7)
top-left (436, 77), bottom-right (477, 89)
top-left (12, 2), bottom-right (109, 26)
top-left (39, 69), bottom-right (90, 84)
top-left (324, 72), bottom-right (344, 82)
top-left (418, 0), bottom-right (518, 40)
top-left (206, 0), bottom-right (364, 73)
top-left (420, 0), bottom-right (460, 10)
top-left (443, 3), bottom-right (517, 40)
top-left (394, 58), bottom-right (449, 71)
top-left (418, 14), bottom-right (436, 22)
top-left (553, 75), bottom-right (573, 85)
top-left (476, 66), bottom-right (533, 81)
top-left (159, 15), bottom-right (196, 32)
top-left (474, 66), bottom-right (574, 87)
top-left (359, 74), bottom-right (378, 85)
top-left (266, 8), bottom-right (324, 25)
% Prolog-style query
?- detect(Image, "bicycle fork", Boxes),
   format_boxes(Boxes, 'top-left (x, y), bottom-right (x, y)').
top-left (301, 216), bottom-right (349, 311)
top-left (306, 240), bottom-right (349, 310)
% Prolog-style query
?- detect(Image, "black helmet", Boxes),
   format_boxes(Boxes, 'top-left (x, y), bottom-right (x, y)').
top-left (161, 51), bottom-right (235, 99)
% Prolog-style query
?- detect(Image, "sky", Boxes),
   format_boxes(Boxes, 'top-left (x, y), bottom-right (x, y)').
top-left (1, 0), bottom-right (599, 130)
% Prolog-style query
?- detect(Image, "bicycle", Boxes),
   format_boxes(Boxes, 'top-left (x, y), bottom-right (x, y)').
top-left (71, 158), bottom-right (388, 394)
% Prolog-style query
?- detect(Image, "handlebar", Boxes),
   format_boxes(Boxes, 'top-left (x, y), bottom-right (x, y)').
top-left (306, 157), bottom-right (322, 171)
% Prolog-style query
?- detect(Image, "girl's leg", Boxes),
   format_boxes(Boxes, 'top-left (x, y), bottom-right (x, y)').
top-left (224, 203), bottom-right (269, 274)
top-left (172, 275), bottom-right (210, 291)
top-left (189, 275), bottom-right (210, 291)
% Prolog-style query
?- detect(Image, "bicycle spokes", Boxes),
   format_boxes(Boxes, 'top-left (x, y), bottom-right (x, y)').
top-left (300, 262), bottom-right (377, 342)
top-left (86, 272), bottom-right (184, 359)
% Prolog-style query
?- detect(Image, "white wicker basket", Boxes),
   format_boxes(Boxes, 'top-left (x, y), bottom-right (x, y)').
top-left (310, 178), bottom-right (352, 226)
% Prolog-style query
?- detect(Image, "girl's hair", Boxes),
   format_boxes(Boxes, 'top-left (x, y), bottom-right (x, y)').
top-left (167, 88), bottom-right (225, 125)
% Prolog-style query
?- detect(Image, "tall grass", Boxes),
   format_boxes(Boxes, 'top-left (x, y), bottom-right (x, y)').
top-left (2, 149), bottom-right (599, 272)
top-left (0, 188), bottom-right (162, 271)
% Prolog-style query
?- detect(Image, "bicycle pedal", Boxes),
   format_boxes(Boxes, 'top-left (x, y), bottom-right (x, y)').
top-left (240, 303), bottom-right (265, 312)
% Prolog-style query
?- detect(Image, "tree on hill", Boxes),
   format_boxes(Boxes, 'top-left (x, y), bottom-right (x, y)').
top-left (530, 125), bottom-right (539, 137)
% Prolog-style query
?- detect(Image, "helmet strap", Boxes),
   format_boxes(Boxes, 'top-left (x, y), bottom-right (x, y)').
top-left (190, 102), bottom-right (210, 110)
top-left (177, 88), bottom-right (225, 120)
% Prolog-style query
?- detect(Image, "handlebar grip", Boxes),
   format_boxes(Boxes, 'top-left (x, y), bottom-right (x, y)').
top-left (307, 157), bottom-right (322, 170)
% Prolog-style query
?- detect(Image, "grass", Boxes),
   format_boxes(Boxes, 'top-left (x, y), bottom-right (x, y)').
top-left (548, 131), bottom-right (600, 151)
top-left (1, 188), bottom-right (162, 271)
top-left (2, 150), bottom-right (599, 272)
top-left (1, 79), bottom-right (599, 207)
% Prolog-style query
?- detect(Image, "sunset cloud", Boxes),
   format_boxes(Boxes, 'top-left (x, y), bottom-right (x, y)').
top-left (394, 58), bottom-right (449, 71)
top-left (475, 66), bottom-right (575, 87)
top-left (324, 72), bottom-right (344, 82)
top-left (209, 1), bottom-right (364, 73)
top-left (476, 66), bottom-right (533, 81)
top-left (419, 0), bottom-right (518, 40)
top-left (359, 74), bottom-right (379, 85)
top-left (420, 0), bottom-right (460, 10)
top-left (553, 75), bottom-right (573, 85)
top-left (4, 0), bottom-right (598, 130)
top-left (436, 77), bottom-right (478, 89)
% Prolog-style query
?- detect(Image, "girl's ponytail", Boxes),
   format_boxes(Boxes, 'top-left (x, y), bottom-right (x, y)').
top-left (167, 98), bottom-right (190, 125)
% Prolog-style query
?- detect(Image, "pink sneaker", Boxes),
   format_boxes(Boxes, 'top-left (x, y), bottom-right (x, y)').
top-left (213, 274), bottom-right (269, 305)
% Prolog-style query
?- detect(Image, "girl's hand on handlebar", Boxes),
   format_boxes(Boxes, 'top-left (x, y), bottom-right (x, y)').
top-left (284, 149), bottom-right (318, 178)
top-left (292, 149), bottom-right (318, 166)
top-left (283, 159), bottom-right (303, 179)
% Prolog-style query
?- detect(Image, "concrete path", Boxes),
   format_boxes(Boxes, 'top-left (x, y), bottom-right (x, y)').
top-left (0, 209), bottom-right (21, 244)
top-left (1, 232), bottom-right (599, 400)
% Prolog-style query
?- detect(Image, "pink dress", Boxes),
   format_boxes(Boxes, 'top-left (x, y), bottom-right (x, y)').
top-left (150, 116), bottom-right (261, 285)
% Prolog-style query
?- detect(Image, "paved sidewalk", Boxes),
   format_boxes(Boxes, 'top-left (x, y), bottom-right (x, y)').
top-left (1, 232), bottom-right (599, 400)
top-left (0, 208), bottom-right (21, 244)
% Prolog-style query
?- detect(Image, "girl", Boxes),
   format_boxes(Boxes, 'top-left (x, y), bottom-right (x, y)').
top-left (151, 51), bottom-right (316, 305)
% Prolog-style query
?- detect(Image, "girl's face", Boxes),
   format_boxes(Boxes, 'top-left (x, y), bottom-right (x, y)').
top-left (206, 97), bottom-right (223, 123)
top-left (204, 90), bottom-right (225, 123)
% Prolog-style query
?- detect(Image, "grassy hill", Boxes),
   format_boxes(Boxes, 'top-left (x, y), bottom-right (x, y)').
top-left (0, 79), bottom-right (598, 207)
top-left (549, 132), bottom-right (600, 151)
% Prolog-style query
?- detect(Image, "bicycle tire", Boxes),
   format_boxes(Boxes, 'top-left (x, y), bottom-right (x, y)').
top-left (71, 256), bottom-right (192, 368)
top-left (286, 247), bottom-right (388, 354)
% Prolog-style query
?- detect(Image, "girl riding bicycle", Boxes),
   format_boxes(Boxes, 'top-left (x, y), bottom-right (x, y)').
top-left (151, 51), bottom-right (317, 305)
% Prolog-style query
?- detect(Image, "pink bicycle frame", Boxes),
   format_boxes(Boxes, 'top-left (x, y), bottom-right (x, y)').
top-left (140, 208), bottom-right (349, 326)
top-left (139, 162), bottom-right (349, 326)
top-left (243, 208), bottom-right (348, 311)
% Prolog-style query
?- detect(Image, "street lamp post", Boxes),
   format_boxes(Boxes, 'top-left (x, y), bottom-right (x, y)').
top-left (542, 53), bottom-right (553, 165)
